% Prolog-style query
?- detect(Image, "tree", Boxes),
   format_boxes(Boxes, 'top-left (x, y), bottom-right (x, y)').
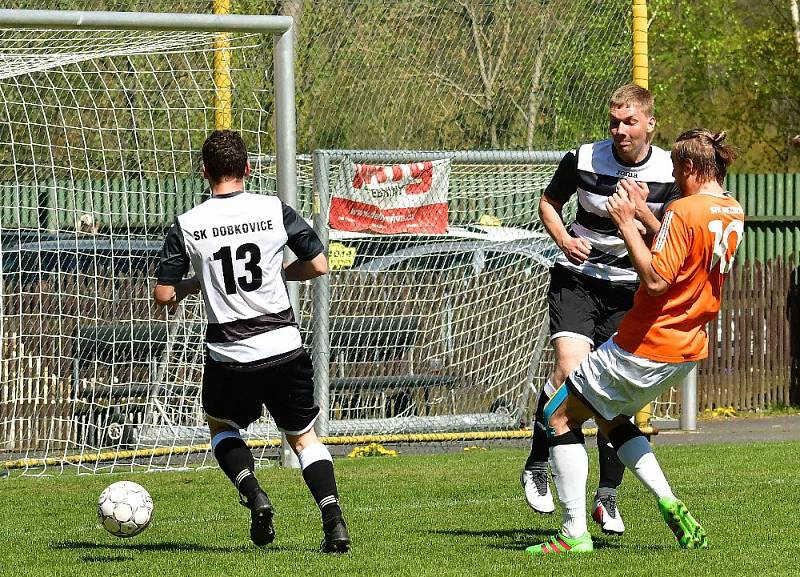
top-left (650, 0), bottom-right (800, 171)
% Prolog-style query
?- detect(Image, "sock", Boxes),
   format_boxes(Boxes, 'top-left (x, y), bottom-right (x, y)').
top-left (298, 443), bottom-right (342, 528)
top-left (616, 436), bottom-right (674, 501)
top-left (597, 431), bottom-right (625, 489)
top-left (211, 431), bottom-right (261, 502)
top-left (524, 389), bottom-right (550, 469)
top-left (549, 430), bottom-right (588, 539)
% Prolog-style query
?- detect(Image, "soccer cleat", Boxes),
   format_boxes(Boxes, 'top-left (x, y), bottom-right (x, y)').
top-left (525, 531), bottom-right (594, 555)
top-left (244, 489), bottom-right (276, 546)
top-left (520, 468), bottom-right (555, 514)
top-left (321, 517), bottom-right (351, 554)
top-left (657, 496), bottom-right (708, 549)
top-left (592, 490), bottom-right (625, 535)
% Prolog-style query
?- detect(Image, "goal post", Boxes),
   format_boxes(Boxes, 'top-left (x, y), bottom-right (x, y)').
top-left (308, 149), bottom-right (565, 439)
top-left (306, 147), bottom-right (680, 439)
top-left (0, 8), bottom-right (299, 204)
top-left (0, 9), bottom-right (299, 474)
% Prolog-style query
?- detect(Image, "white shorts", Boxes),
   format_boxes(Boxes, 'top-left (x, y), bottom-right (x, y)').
top-left (566, 339), bottom-right (695, 420)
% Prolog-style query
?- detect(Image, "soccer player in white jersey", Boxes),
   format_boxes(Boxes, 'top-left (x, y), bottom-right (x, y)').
top-left (527, 129), bottom-right (743, 555)
top-left (522, 84), bottom-right (680, 535)
top-left (153, 130), bottom-right (350, 553)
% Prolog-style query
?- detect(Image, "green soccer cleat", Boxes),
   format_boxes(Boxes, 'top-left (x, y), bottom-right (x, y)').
top-left (658, 496), bottom-right (708, 549)
top-left (525, 531), bottom-right (594, 555)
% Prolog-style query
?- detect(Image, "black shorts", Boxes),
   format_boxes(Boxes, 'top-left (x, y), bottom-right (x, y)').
top-left (202, 349), bottom-right (320, 434)
top-left (547, 264), bottom-right (638, 347)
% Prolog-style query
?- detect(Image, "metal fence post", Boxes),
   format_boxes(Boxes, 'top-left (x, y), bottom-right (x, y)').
top-left (680, 366), bottom-right (698, 431)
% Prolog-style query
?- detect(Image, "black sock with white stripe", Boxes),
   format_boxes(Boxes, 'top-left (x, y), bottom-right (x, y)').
top-left (525, 389), bottom-right (551, 468)
top-left (299, 443), bottom-right (342, 529)
top-left (212, 431), bottom-right (261, 503)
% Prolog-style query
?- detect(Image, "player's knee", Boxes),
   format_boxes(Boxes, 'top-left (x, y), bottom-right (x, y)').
top-left (207, 417), bottom-right (237, 439)
top-left (607, 419), bottom-right (644, 450)
top-left (285, 428), bottom-right (320, 454)
top-left (549, 428), bottom-right (585, 446)
top-left (550, 365), bottom-right (572, 388)
top-left (297, 442), bottom-right (332, 470)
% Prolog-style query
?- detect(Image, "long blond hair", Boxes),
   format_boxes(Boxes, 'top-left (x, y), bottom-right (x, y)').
top-left (672, 128), bottom-right (737, 185)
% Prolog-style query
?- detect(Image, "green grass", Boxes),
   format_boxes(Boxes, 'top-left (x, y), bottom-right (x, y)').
top-left (3, 442), bottom-right (799, 577)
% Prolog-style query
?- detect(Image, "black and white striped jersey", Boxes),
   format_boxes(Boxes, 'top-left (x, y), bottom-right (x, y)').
top-left (545, 139), bottom-right (680, 284)
top-left (155, 191), bottom-right (324, 367)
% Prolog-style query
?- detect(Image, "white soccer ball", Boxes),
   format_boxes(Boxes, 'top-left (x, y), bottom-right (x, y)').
top-left (97, 481), bottom-right (154, 538)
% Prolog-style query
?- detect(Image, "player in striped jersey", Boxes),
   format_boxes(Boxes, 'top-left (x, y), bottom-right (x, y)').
top-left (153, 130), bottom-right (350, 553)
top-left (522, 84), bottom-right (680, 535)
top-left (527, 129), bottom-right (743, 555)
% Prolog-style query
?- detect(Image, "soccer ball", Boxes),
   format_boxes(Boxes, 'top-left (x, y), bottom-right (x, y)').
top-left (97, 481), bottom-right (154, 538)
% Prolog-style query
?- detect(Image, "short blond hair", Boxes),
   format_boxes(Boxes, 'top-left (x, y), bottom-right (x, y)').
top-left (609, 84), bottom-right (654, 118)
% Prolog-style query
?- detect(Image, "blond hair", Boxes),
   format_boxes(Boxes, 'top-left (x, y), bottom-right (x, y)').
top-left (609, 84), bottom-right (654, 118)
top-left (672, 128), bottom-right (737, 185)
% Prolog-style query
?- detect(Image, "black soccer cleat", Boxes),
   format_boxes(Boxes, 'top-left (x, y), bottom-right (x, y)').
top-left (321, 518), bottom-right (351, 554)
top-left (245, 489), bottom-right (275, 546)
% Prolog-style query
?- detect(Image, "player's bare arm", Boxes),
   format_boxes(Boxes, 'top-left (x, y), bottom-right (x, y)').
top-left (284, 252), bottom-right (329, 281)
top-left (538, 193), bottom-right (592, 265)
top-left (606, 190), bottom-right (669, 296)
top-left (153, 276), bottom-right (201, 307)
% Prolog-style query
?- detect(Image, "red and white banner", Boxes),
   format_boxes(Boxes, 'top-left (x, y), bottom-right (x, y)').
top-left (329, 159), bottom-right (450, 234)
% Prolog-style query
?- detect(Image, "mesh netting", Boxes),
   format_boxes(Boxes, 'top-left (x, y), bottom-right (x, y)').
top-left (0, 27), bottom-right (274, 473)
top-left (0, 2), bottom-right (658, 475)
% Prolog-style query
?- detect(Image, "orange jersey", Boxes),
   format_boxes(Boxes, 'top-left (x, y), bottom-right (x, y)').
top-left (614, 192), bottom-right (744, 362)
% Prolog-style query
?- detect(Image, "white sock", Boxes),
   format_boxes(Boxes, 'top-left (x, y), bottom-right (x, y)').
top-left (616, 436), bottom-right (675, 500)
top-left (549, 443), bottom-right (589, 538)
top-left (297, 442), bottom-right (332, 470)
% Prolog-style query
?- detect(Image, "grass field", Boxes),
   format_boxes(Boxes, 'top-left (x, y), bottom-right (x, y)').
top-left (2, 441), bottom-right (798, 577)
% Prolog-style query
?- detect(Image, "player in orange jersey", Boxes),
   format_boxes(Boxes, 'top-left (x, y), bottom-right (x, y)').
top-left (526, 129), bottom-right (744, 555)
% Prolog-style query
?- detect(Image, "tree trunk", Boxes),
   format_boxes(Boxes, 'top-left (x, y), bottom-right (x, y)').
top-left (526, 43), bottom-right (546, 150)
top-left (791, 0), bottom-right (800, 56)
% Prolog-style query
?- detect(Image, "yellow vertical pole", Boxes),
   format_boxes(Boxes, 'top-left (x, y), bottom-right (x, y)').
top-left (213, 0), bottom-right (232, 130)
top-left (632, 0), bottom-right (651, 430)
top-left (632, 0), bottom-right (648, 89)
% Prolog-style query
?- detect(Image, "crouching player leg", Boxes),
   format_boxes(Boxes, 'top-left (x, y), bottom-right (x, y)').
top-left (525, 341), bottom-right (706, 555)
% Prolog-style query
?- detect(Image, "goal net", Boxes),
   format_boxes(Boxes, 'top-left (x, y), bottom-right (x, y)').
top-left (0, 12), bottom-right (293, 474)
top-left (0, 2), bottom-right (677, 476)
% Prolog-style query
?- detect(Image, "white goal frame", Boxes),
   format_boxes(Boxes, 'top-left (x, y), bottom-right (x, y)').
top-left (0, 9), bottom-right (300, 472)
top-left (310, 149), bottom-right (562, 437)
top-left (0, 8), bottom-right (299, 211)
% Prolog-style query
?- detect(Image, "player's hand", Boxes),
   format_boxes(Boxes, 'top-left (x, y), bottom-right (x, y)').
top-left (559, 236), bottom-right (592, 265)
top-left (606, 187), bottom-right (637, 227)
top-left (619, 178), bottom-right (650, 215)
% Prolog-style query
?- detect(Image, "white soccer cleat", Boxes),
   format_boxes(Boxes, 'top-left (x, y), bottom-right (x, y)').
top-left (520, 468), bottom-right (555, 514)
top-left (592, 490), bottom-right (625, 535)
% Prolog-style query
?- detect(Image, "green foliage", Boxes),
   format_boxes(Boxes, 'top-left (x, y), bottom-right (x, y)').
top-left (650, 0), bottom-right (800, 171)
top-left (1, 443), bottom-right (799, 577)
top-left (3, 1), bottom-right (798, 172)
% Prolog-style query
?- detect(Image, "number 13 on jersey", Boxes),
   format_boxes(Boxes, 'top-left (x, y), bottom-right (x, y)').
top-left (212, 243), bottom-right (263, 295)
